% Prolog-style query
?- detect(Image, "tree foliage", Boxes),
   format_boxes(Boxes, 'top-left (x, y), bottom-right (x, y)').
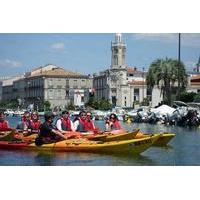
top-left (180, 91), bottom-right (197, 103)
top-left (86, 97), bottom-right (112, 110)
top-left (43, 100), bottom-right (51, 111)
top-left (146, 58), bottom-right (188, 105)
top-left (67, 102), bottom-right (75, 110)
top-left (0, 99), bottom-right (19, 109)
top-left (194, 94), bottom-right (200, 103)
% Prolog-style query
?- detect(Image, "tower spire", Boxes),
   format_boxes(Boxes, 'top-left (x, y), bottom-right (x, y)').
top-left (111, 33), bottom-right (126, 68)
top-left (115, 33), bottom-right (122, 43)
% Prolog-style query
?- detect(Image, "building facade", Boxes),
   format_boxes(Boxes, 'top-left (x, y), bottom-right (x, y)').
top-left (1, 75), bottom-right (24, 101)
top-left (2, 65), bottom-right (93, 109)
top-left (93, 33), bottom-right (147, 108)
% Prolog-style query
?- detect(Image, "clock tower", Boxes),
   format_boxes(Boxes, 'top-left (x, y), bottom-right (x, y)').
top-left (111, 33), bottom-right (126, 68)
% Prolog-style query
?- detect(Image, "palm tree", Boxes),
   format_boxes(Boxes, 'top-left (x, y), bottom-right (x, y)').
top-left (146, 58), bottom-right (187, 105)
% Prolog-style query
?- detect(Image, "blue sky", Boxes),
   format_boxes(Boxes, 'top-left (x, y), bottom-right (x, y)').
top-left (0, 33), bottom-right (199, 76)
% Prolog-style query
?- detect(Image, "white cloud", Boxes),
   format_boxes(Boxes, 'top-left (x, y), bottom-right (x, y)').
top-left (133, 33), bottom-right (200, 48)
top-left (0, 59), bottom-right (22, 68)
top-left (50, 42), bottom-right (65, 51)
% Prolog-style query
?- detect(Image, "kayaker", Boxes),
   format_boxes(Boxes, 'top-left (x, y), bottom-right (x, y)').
top-left (30, 111), bottom-right (41, 133)
top-left (56, 110), bottom-right (75, 132)
top-left (0, 111), bottom-right (11, 131)
top-left (105, 113), bottom-right (122, 131)
top-left (16, 111), bottom-right (32, 132)
top-left (73, 111), bottom-right (96, 133)
top-left (35, 112), bottom-right (68, 146)
top-left (86, 111), bottom-right (99, 133)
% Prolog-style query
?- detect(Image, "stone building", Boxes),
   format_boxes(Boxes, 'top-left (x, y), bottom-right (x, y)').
top-left (1, 75), bottom-right (24, 101)
top-left (93, 33), bottom-right (147, 108)
top-left (2, 64), bottom-right (93, 109)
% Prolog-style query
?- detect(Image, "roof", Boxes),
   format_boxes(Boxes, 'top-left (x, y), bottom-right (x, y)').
top-left (127, 67), bottom-right (138, 73)
top-left (128, 80), bottom-right (146, 85)
top-left (191, 74), bottom-right (200, 81)
top-left (26, 67), bottom-right (88, 78)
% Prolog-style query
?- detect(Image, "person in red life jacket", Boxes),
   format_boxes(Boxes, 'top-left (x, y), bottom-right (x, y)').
top-left (85, 111), bottom-right (99, 134)
top-left (73, 111), bottom-right (95, 134)
top-left (0, 111), bottom-right (11, 131)
top-left (56, 110), bottom-right (75, 132)
top-left (105, 113), bottom-right (122, 131)
top-left (16, 111), bottom-right (32, 132)
top-left (30, 111), bottom-right (41, 133)
top-left (35, 112), bottom-right (68, 146)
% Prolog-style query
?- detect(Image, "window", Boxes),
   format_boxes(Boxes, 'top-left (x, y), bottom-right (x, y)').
top-left (73, 79), bottom-right (78, 88)
top-left (134, 88), bottom-right (139, 101)
top-left (57, 89), bottom-right (62, 99)
top-left (48, 78), bottom-right (53, 88)
top-left (81, 96), bottom-right (84, 103)
top-left (48, 89), bottom-right (54, 99)
top-left (66, 90), bottom-right (69, 97)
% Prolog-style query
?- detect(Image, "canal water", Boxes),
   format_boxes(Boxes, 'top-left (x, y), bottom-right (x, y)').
top-left (1, 116), bottom-right (200, 166)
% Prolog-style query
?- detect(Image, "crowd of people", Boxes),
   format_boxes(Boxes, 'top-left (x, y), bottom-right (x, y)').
top-left (0, 110), bottom-right (122, 145)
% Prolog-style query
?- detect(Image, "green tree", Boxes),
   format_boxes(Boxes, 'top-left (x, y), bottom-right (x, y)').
top-left (85, 96), bottom-right (99, 109)
top-left (146, 58), bottom-right (187, 105)
top-left (180, 91), bottom-right (196, 103)
top-left (86, 97), bottom-right (111, 110)
top-left (67, 102), bottom-right (75, 110)
top-left (43, 100), bottom-right (51, 111)
top-left (98, 98), bottom-right (112, 110)
top-left (194, 94), bottom-right (200, 103)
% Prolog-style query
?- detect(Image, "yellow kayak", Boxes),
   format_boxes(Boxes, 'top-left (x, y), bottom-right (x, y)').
top-left (135, 131), bottom-right (175, 146)
top-left (103, 129), bottom-right (140, 142)
top-left (16, 129), bottom-right (138, 143)
top-left (0, 134), bottom-right (161, 154)
top-left (153, 133), bottom-right (175, 146)
top-left (0, 129), bottom-right (16, 141)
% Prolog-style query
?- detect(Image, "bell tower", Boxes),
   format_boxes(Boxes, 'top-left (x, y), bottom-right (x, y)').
top-left (111, 33), bottom-right (126, 68)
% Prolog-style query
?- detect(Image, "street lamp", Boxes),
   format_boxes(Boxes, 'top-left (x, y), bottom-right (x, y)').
top-left (142, 67), bottom-right (145, 102)
top-left (177, 33), bottom-right (181, 100)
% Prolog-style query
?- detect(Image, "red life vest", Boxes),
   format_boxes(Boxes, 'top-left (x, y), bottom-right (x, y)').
top-left (85, 120), bottom-right (95, 131)
top-left (0, 121), bottom-right (9, 131)
top-left (112, 120), bottom-right (121, 130)
top-left (79, 118), bottom-right (96, 132)
top-left (30, 119), bottom-right (41, 130)
top-left (61, 117), bottom-right (72, 131)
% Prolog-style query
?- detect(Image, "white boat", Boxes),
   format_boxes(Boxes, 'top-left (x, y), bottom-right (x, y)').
top-left (4, 109), bottom-right (15, 116)
top-left (13, 109), bottom-right (26, 117)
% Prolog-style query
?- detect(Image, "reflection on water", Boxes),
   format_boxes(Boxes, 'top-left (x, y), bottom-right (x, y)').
top-left (1, 117), bottom-right (200, 165)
